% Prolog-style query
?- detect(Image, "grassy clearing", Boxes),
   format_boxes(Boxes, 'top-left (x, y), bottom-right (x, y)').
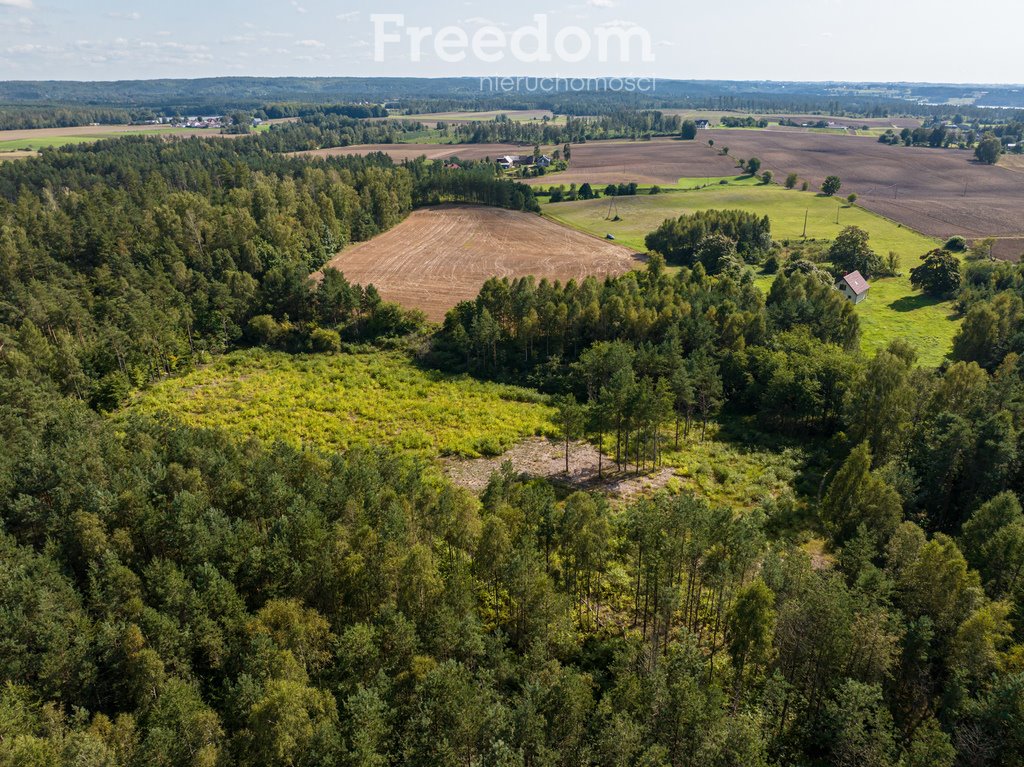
top-left (124, 348), bottom-right (556, 458)
top-left (0, 135), bottom-right (99, 151)
top-left (544, 184), bottom-right (959, 365)
top-left (669, 174), bottom-right (764, 190)
top-left (123, 347), bottom-right (808, 509)
top-left (657, 422), bottom-right (807, 509)
top-left (0, 127), bottom-right (228, 152)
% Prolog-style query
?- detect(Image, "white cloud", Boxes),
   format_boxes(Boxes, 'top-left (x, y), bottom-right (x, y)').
top-left (587, 0), bottom-right (615, 7)
top-left (6, 42), bottom-right (52, 53)
top-left (598, 19), bottom-right (639, 27)
top-left (290, 0), bottom-right (307, 13)
top-left (106, 11), bottom-right (142, 20)
top-left (295, 39), bottom-right (325, 48)
top-left (0, 0), bottom-right (33, 9)
top-left (336, 11), bottom-right (359, 21)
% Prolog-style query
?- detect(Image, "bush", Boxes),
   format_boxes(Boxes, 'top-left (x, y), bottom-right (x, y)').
top-left (822, 175), bottom-right (842, 196)
top-left (785, 173), bottom-right (798, 189)
top-left (309, 327), bottom-right (342, 353)
top-left (761, 171), bottom-right (774, 185)
top-left (944, 235), bottom-right (968, 252)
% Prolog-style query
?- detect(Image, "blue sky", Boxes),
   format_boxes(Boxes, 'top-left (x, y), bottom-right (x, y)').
top-left (0, 0), bottom-right (1021, 83)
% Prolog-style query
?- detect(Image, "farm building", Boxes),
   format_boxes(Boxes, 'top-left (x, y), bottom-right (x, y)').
top-left (536, 155), bottom-right (552, 167)
top-left (498, 154), bottom-right (524, 169)
top-left (837, 271), bottom-right (870, 304)
top-left (694, 119), bottom-right (711, 129)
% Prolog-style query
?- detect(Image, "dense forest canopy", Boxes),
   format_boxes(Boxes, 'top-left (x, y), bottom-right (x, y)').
top-left (3, 125), bottom-right (1024, 767)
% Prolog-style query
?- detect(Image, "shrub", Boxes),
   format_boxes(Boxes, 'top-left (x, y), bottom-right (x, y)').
top-left (785, 173), bottom-right (798, 189)
top-left (309, 327), bottom-right (342, 354)
top-left (822, 175), bottom-right (842, 196)
top-left (944, 235), bottom-right (968, 252)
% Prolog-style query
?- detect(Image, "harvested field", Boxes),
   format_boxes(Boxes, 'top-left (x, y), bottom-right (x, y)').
top-left (657, 110), bottom-right (921, 130)
top-left (1000, 154), bottom-right (1024, 174)
top-left (526, 138), bottom-right (738, 186)
top-left (317, 204), bottom-right (642, 321)
top-left (703, 129), bottom-right (1024, 242)
top-left (992, 238), bottom-right (1024, 262)
top-left (294, 142), bottom-right (529, 163)
top-left (391, 109), bottom-right (556, 126)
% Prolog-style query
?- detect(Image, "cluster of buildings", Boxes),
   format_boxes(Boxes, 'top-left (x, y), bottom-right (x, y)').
top-left (497, 153), bottom-right (552, 170)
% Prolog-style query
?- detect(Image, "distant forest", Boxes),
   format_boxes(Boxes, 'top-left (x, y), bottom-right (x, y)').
top-left (1, 77), bottom-right (1023, 130)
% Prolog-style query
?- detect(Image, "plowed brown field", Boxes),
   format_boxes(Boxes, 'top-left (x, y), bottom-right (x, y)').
top-left (703, 129), bottom-right (1024, 242)
top-left (316, 204), bottom-right (643, 321)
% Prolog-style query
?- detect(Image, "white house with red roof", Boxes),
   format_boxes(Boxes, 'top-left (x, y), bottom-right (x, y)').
top-left (837, 271), bottom-right (870, 304)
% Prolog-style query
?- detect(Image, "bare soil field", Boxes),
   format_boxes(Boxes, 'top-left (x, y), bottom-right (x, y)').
top-left (704, 129), bottom-right (1024, 241)
top-left (390, 109), bottom-right (555, 127)
top-left (294, 142), bottom-right (528, 163)
top-left (526, 138), bottom-right (739, 186)
top-left (658, 110), bottom-right (920, 130)
top-left (317, 204), bottom-right (642, 320)
top-left (443, 436), bottom-right (675, 500)
top-left (1000, 154), bottom-right (1024, 174)
top-left (992, 238), bottom-right (1024, 262)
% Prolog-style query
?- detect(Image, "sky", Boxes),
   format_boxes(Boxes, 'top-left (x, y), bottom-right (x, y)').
top-left (0, 0), bottom-right (1021, 84)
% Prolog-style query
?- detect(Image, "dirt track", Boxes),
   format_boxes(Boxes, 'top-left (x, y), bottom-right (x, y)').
top-left (316, 204), bottom-right (643, 321)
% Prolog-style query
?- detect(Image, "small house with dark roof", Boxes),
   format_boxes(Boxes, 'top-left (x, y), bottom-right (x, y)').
top-left (837, 271), bottom-right (870, 304)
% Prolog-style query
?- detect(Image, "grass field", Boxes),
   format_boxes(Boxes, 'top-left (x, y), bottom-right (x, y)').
top-left (0, 135), bottom-right (99, 151)
top-left (544, 183), bottom-right (960, 365)
top-left (125, 348), bottom-right (557, 458)
top-left (0, 126), bottom-right (236, 152)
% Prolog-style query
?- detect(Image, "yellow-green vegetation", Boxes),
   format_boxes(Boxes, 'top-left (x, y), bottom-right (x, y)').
top-left (544, 184), bottom-right (959, 365)
top-left (125, 348), bottom-right (556, 458)
top-left (657, 424), bottom-right (805, 509)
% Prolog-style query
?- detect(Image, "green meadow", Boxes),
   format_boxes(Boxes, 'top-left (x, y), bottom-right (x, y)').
top-left (125, 348), bottom-right (556, 458)
top-left (544, 183), bottom-right (960, 365)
